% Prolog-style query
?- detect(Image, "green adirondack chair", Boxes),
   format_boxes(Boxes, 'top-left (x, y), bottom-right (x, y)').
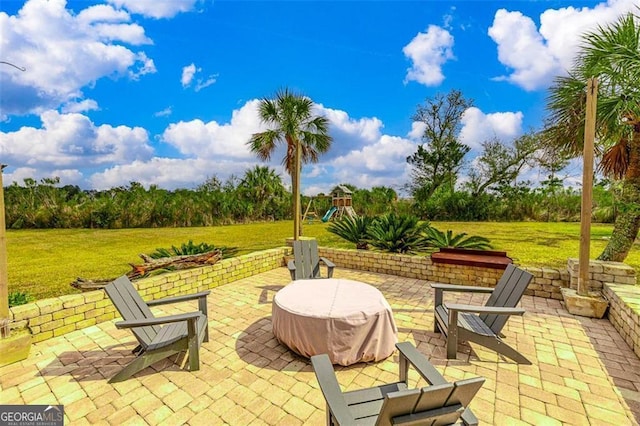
top-left (104, 276), bottom-right (210, 383)
top-left (311, 342), bottom-right (484, 425)
top-left (432, 264), bottom-right (534, 364)
top-left (287, 240), bottom-right (335, 280)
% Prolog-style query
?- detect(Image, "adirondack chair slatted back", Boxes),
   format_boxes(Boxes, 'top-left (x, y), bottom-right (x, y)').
top-left (480, 264), bottom-right (533, 334)
top-left (292, 240), bottom-right (321, 279)
top-left (104, 276), bottom-right (160, 348)
top-left (376, 377), bottom-right (484, 426)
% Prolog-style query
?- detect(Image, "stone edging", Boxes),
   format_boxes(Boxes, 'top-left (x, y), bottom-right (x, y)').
top-left (8, 246), bottom-right (639, 353)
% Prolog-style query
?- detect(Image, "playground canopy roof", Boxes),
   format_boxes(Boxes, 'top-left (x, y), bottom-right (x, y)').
top-left (333, 185), bottom-right (353, 195)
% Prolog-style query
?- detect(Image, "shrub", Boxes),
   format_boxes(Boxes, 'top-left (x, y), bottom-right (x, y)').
top-left (327, 216), bottom-right (374, 249)
top-left (366, 213), bottom-right (431, 254)
top-left (149, 240), bottom-right (239, 259)
top-left (9, 291), bottom-right (33, 307)
top-left (423, 227), bottom-right (493, 250)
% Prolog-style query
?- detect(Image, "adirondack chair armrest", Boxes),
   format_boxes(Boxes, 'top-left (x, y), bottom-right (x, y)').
top-left (146, 291), bottom-right (210, 307)
top-left (445, 303), bottom-right (526, 316)
top-left (396, 342), bottom-right (447, 386)
top-left (311, 354), bottom-right (355, 425)
top-left (431, 283), bottom-right (494, 294)
top-left (287, 260), bottom-right (296, 280)
top-left (320, 257), bottom-right (335, 278)
top-left (432, 284), bottom-right (494, 307)
top-left (320, 257), bottom-right (335, 268)
top-left (115, 311), bottom-right (202, 329)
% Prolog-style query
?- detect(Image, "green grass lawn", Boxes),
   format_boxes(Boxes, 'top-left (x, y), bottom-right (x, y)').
top-left (7, 221), bottom-right (639, 300)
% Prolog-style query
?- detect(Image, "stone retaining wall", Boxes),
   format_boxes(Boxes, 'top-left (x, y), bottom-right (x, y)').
top-left (604, 283), bottom-right (640, 359)
top-left (319, 247), bottom-right (571, 298)
top-left (567, 258), bottom-right (637, 290)
top-left (8, 248), bottom-right (288, 343)
top-left (8, 245), bottom-right (640, 357)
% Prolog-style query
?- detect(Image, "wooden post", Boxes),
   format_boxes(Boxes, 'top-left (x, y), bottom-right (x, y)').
top-left (578, 78), bottom-right (598, 296)
top-left (0, 165), bottom-right (8, 319)
top-left (293, 139), bottom-right (302, 240)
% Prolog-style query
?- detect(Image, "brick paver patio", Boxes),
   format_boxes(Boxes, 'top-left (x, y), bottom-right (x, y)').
top-left (1, 267), bottom-right (639, 425)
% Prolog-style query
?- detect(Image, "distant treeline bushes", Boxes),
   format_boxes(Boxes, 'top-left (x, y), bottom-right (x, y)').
top-left (3, 167), bottom-right (620, 229)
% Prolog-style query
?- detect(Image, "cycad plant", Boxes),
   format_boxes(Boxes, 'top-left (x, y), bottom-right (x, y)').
top-left (149, 240), bottom-right (239, 259)
top-left (422, 227), bottom-right (492, 250)
top-left (366, 213), bottom-right (430, 254)
top-left (327, 216), bottom-right (374, 249)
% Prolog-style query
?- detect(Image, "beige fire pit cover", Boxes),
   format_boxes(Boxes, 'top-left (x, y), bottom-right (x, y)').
top-left (272, 278), bottom-right (398, 365)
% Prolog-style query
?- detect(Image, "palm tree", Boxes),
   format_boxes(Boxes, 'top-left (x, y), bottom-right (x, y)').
top-left (248, 89), bottom-right (332, 239)
top-left (545, 11), bottom-right (640, 261)
top-left (238, 166), bottom-right (286, 220)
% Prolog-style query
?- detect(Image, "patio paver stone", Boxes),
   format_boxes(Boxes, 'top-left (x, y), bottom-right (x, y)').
top-left (0, 267), bottom-right (638, 425)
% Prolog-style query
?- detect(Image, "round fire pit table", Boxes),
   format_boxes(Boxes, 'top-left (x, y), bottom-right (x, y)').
top-left (271, 278), bottom-right (398, 366)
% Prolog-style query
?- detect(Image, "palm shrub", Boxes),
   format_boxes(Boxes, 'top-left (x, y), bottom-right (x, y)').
top-left (366, 213), bottom-right (431, 254)
top-left (422, 227), bottom-right (492, 250)
top-left (328, 215), bottom-right (374, 249)
top-left (149, 240), bottom-right (239, 259)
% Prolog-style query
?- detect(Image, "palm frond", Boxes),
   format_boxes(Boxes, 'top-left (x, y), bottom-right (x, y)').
top-left (422, 227), bottom-right (493, 250)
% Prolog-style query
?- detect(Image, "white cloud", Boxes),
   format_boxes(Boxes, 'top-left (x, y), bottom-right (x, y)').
top-left (332, 135), bottom-right (415, 174)
top-left (162, 100), bottom-right (264, 160)
top-left (2, 100), bottom-right (423, 193)
top-left (0, 110), bottom-right (154, 171)
top-left (181, 63), bottom-right (218, 91)
top-left (195, 75), bottom-right (218, 92)
top-left (5, 167), bottom-right (85, 187)
top-left (407, 122), bottom-right (426, 141)
top-left (488, 0), bottom-right (638, 90)
top-left (459, 107), bottom-right (524, 150)
top-left (181, 63), bottom-right (197, 87)
top-left (403, 25), bottom-right (455, 86)
top-left (89, 158), bottom-right (254, 190)
top-left (154, 107), bottom-right (173, 117)
top-left (0, 0), bottom-right (155, 116)
top-left (130, 101), bottom-right (424, 193)
top-left (107, 0), bottom-right (202, 19)
top-left (61, 99), bottom-right (99, 113)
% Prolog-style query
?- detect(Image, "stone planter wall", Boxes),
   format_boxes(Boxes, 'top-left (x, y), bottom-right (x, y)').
top-left (318, 247), bottom-right (570, 298)
top-left (317, 248), bottom-right (430, 280)
top-left (604, 283), bottom-right (640, 359)
top-left (567, 258), bottom-right (637, 291)
top-left (8, 248), bottom-right (288, 343)
top-left (7, 244), bottom-right (640, 356)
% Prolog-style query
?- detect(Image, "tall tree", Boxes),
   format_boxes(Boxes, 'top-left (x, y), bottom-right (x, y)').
top-left (466, 132), bottom-right (538, 197)
top-left (248, 89), bottom-right (332, 239)
top-left (406, 90), bottom-right (472, 204)
top-left (545, 11), bottom-right (640, 261)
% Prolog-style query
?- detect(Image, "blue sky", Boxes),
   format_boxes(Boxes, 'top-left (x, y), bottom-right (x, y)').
top-left (1, 0), bottom-right (637, 195)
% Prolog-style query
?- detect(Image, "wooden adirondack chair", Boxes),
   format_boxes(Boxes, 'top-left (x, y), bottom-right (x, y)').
top-left (287, 240), bottom-right (335, 280)
top-left (104, 276), bottom-right (210, 383)
top-left (431, 264), bottom-right (533, 364)
top-left (311, 342), bottom-right (485, 426)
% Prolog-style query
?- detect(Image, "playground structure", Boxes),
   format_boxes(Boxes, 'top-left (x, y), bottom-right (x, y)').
top-left (322, 185), bottom-right (357, 222)
top-left (301, 185), bottom-right (358, 224)
top-left (302, 198), bottom-right (319, 224)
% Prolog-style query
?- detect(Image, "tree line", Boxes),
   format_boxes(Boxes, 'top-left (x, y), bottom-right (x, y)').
top-left (2, 167), bottom-right (619, 230)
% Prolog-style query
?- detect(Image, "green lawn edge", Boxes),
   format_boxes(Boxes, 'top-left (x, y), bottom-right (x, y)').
top-left (7, 221), bottom-right (639, 300)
